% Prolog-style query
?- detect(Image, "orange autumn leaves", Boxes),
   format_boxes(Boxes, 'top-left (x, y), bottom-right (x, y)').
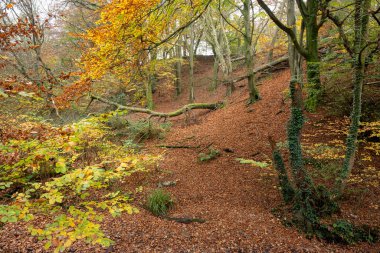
top-left (55, 0), bottom-right (209, 108)
top-left (81, 0), bottom-right (161, 81)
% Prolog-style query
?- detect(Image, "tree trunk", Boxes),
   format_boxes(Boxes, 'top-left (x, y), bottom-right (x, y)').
top-left (211, 46), bottom-right (220, 90)
top-left (304, 0), bottom-right (322, 111)
top-left (336, 0), bottom-right (370, 195)
top-left (175, 39), bottom-right (182, 96)
top-left (287, 0), bottom-right (300, 81)
top-left (220, 14), bottom-right (232, 74)
top-left (243, 0), bottom-right (260, 104)
top-left (189, 23), bottom-right (195, 103)
top-left (146, 76), bottom-right (154, 110)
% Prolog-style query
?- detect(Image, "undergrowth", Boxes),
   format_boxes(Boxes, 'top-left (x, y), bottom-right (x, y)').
top-left (0, 112), bottom-right (159, 252)
top-left (146, 189), bottom-right (174, 216)
top-left (127, 120), bottom-right (171, 142)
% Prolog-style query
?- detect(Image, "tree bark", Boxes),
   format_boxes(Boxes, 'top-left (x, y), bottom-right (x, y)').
top-left (189, 23), bottom-right (195, 103)
top-left (175, 38), bottom-right (182, 96)
top-left (243, 0), bottom-right (260, 104)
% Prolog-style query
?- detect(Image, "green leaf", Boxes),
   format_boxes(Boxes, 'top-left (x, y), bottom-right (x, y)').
top-left (43, 241), bottom-right (51, 250)
top-left (236, 158), bottom-right (269, 168)
top-left (8, 216), bottom-right (18, 222)
top-left (55, 157), bottom-right (67, 174)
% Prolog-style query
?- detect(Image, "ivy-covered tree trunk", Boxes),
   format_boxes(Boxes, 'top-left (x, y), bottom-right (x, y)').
top-left (243, 0), bottom-right (260, 104)
top-left (336, 0), bottom-right (370, 195)
top-left (304, 0), bottom-right (321, 112)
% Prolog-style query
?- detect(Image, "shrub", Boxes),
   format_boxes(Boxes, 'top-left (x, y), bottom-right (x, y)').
top-left (128, 120), bottom-right (171, 142)
top-left (123, 139), bottom-right (141, 152)
top-left (146, 189), bottom-right (174, 216)
top-left (107, 115), bottom-right (129, 130)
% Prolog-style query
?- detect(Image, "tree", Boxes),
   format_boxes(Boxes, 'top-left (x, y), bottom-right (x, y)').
top-left (77, 0), bottom-right (212, 109)
top-left (189, 22), bottom-right (196, 102)
top-left (242, 0), bottom-right (260, 103)
top-left (221, 0), bottom-right (263, 103)
top-left (265, 0), bottom-right (379, 240)
top-left (0, 0), bottom-right (57, 87)
top-left (327, 0), bottom-right (378, 195)
top-left (257, 0), bottom-right (330, 111)
top-left (203, 4), bottom-right (232, 91)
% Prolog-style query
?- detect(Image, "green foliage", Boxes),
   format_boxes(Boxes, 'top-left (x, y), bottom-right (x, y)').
top-left (306, 158), bottom-right (341, 182)
top-left (146, 189), bottom-right (174, 216)
top-left (330, 220), bottom-right (379, 244)
top-left (0, 113), bottom-right (159, 252)
top-left (123, 139), bottom-right (142, 152)
top-left (236, 158), bottom-right (269, 168)
top-left (29, 206), bottom-right (113, 252)
top-left (198, 148), bottom-right (220, 162)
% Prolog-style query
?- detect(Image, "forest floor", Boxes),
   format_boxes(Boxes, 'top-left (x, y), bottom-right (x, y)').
top-left (1, 57), bottom-right (379, 252)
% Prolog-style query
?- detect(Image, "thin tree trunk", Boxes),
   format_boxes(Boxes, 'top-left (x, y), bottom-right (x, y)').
top-left (287, 0), bottom-right (300, 80)
top-left (243, 0), bottom-right (260, 104)
top-left (175, 39), bottom-right (182, 96)
top-left (189, 23), bottom-right (195, 103)
top-left (146, 77), bottom-right (154, 110)
top-left (336, 0), bottom-right (370, 195)
top-left (211, 46), bottom-right (219, 90)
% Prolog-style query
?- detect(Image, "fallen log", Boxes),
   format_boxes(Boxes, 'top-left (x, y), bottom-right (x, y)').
top-left (231, 56), bottom-right (246, 62)
top-left (157, 145), bottom-right (200, 149)
top-left (223, 55), bottom-right (289, 85)
top-left (91, 94), bottom-right (224, 118)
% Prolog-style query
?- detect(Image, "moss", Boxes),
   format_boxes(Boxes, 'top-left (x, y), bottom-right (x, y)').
top-left (198, 148), bottom-right (220, 162)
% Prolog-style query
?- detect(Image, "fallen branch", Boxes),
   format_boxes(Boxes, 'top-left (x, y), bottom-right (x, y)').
top-left (366, 81), bottom-right (380, 86)
top-left (157, 145), bottom-right (200, 149)
top-left (163, 216), bottom-right (206, 224)
top-left (91, 94), bottom-right (224, 119)
top-left (231, 56), bottom-right (246, 62)
top-left (223, 55), bottom-right (289, 85)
